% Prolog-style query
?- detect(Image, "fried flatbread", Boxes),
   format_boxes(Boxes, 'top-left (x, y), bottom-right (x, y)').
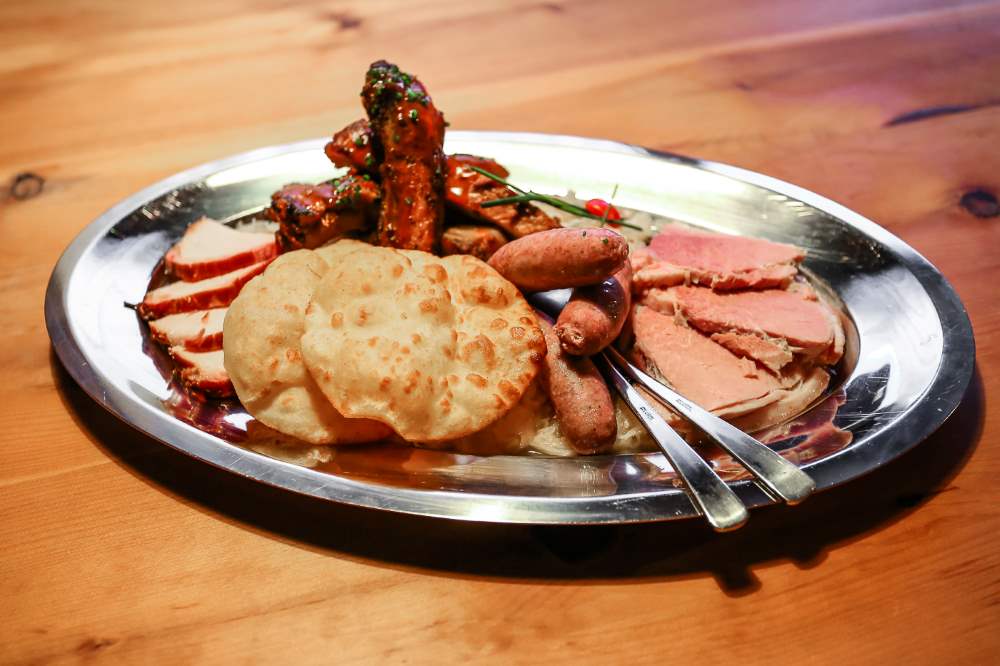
top-left (300, 245), bottom-right (545, 441)
top-left (223, 249), bottom-right (391, 445)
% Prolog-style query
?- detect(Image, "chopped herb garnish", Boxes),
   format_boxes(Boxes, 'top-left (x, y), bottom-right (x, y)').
top-left (469, 166), bottom-right (643, 229)
top-left (408, 109), bottom-right (419, 122)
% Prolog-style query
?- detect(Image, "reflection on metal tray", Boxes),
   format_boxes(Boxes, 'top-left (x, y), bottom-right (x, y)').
top-left (44, 132), bottom-right (975, 524)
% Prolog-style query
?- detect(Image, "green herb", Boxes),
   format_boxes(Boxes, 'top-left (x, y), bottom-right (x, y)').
top-left (409, 109), bottom-right (419, 122)
top-left (353, 134), bottom-right (366, 147)
top-left (469, 166), bottom-right (642, 230)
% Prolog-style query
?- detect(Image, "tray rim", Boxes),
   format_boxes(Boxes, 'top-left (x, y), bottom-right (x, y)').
top-left (44, 131), bottom-right (976, 525)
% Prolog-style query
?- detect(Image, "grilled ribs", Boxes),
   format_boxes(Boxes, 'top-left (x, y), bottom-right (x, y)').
top-left (323, 118), bottom-right (557, 240)
top-left (361, 61), bottom-right (446, 252)
top-left (268, 175), bottom-right (380, 252)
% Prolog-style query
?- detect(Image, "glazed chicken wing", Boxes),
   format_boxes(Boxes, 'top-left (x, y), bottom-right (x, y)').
top-left (322, 118), bottom-right (557, 240)
top-left (268, 175), bottom-right (380, 252)
top-left (445, 155), bottom-right (560, 238)
top-left (361, 61), bottom-right (446, 252)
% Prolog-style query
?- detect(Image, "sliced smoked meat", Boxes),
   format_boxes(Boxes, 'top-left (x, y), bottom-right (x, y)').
top-left (149, 308), bottom-right (227, 352)
top-left (631, 305), bottom-right (783, 415)
top-left (170, 348), bottom-right (234, 397)
top-left (664, 285), bottom-right (837, 360)
top-left (164, 218), bottom-right (277, 282)
top-left (139, 260), bottom-right (271, 320)
top-left (648, 226), bottom-right (804, 291)
top-left (710, 331), bottom-right (793, 373)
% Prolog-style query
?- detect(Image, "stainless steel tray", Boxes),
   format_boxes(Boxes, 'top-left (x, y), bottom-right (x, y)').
top-left (44, 132), bottom-right (975, 524)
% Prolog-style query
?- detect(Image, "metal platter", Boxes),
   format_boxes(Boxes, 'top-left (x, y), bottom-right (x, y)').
top-left (44, 132), bottom-right (975, 524)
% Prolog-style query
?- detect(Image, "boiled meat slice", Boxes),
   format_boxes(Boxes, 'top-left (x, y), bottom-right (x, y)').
top-left (139, 260), bottom-right (271, 319)
top-left (648, 226), bottom-right (804, 291)
top-left (149, 308), bottom-right (227, 352)
top-left (631, 305), bottom-right (783, 417)
top-left (170, 348), bottom-right (234, 396)
top-left (164, 218), bottom-right (277, 282)
top-left (657, 285), bottom-right (840, 363)
top-left (709, 331), bottom-right (793, 373)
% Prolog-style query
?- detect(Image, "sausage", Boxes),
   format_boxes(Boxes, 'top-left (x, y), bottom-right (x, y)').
top-left (536, 314), bottom-right (617, 454)
top-left (555, 263), bottom-right (632, 356)
top-left (441, 225), bottom-right (507, 261)
top-left (487, 228), bottom-right (628, 292)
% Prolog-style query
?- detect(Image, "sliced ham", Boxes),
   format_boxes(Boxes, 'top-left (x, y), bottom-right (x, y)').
top-left (710, 331), bottom-right (793, 373)
top-left (165, 217), bottom-right (278, 282)
top-left (149, 308), bottom-right (227, 352)
top-left (661, 285), bottom-right (838, 361)
top-left (138, 260), bottom-right (271, 320)
top-left (631, 305), bottom-right (783, 416)
top-left (648, 226), bottom-right (804, 291)
top-left (170, 348), bottom-right (234, 397)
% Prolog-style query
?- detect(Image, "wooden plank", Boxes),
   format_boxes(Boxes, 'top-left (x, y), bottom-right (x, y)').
top-left (1, 0), bottom-right (998, 663)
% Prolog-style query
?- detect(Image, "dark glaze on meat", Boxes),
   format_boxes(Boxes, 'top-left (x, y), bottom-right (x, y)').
top-left (268, 175), bottom-right (380, 252)
top-left (361, 60), bottom-right (446, 252)
top-left (321, 117), bottom-right (554, 240)
top-left (324, 119), bottom-right (375, 173)
top-left (441, 225), bottom-right (507, 261)
top-left (323, 119), bottom-right (510, 183)
top-left (446, 156), bottom-right (560, 238)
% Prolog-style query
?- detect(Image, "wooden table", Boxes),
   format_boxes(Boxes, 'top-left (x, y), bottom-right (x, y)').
top-left (2, 1), bottom-right (998, 662)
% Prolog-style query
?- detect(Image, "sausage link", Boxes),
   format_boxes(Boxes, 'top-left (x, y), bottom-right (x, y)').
top-left (488, 228), bottom-right (628, 292)
top-left (555, 263), bottom-right (632, 356)
top-left (536, 315), bottom-right (617, 454)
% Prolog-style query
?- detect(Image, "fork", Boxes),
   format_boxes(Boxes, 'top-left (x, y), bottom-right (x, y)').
top-left (530, 290), bottom-right (815, 531)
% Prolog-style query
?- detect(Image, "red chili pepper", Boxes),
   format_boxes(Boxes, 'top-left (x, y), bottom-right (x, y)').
top-left (584, 198), bottom-right (622, 222)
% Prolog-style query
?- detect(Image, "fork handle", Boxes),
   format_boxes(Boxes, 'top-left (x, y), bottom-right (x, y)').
top-left (605, 347), bottom-right (815, 504)
top-left (596, 355), bottom-right (749, 531)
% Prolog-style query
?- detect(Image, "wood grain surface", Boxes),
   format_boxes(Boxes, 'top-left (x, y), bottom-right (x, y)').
top-left (2, 0), bottom-right (998, 663)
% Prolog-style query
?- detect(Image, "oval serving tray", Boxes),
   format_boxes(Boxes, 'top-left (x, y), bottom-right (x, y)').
top-left (44, 132), bottom-right (975, 524)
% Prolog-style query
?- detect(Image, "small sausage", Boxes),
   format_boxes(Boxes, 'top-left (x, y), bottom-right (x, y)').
top-left (536, 314), bottom-right (617, 454)
top-left (441, 225), bottom-right (507, 261)
top-left (488, 228), bottom-right (628, 292)
top-left (555, 262), bottom-right (632, 356)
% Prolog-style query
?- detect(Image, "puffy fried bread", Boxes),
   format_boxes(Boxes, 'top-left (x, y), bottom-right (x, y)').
top-left (300, 245), bottom-right (546, 442)
top-left (223, 249), bottom-right (391, 445)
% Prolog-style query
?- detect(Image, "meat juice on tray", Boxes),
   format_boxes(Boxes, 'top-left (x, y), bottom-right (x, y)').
top-left (136, 59), bottom-right (847, 460)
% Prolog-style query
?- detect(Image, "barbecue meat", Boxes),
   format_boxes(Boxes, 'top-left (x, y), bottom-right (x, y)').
top-left (441, 225), bottom-right (507, 261)
top-left (446, 155), bottom-right (560, 238)
top-left (322, 115), bottom-right (553, 240)
top-left (268, 175), bottom-right (379, 252)
top-left (139, 260), bottom-right (272, 320)
top-left (361, 60), bottom-right (446, 252)
top-left (324, 119), bottom-right (375, 173)
top-left (165, 218), bottom-right (277, 282)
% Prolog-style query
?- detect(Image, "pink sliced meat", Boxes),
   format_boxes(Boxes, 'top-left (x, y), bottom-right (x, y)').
top-left (710, 331), bottom-right (793, 373)
top-left (631, 305), bottom-right (783, 415)
top-left (666, 285), bottom-right (836, 359)
top-left (648, 226), bottom-right (804, 291)
top-left (170, 348), bottom-right (234, 397)
top-left (149, 308), bottom-right (227, 352)
top-left (165, 217), bottom-right (278, 282)
top-left (139, 259), bottom-right (272, 320)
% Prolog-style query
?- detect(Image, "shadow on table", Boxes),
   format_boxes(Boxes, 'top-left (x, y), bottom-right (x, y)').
top-left (53, 353), bottom-right (985, 596)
